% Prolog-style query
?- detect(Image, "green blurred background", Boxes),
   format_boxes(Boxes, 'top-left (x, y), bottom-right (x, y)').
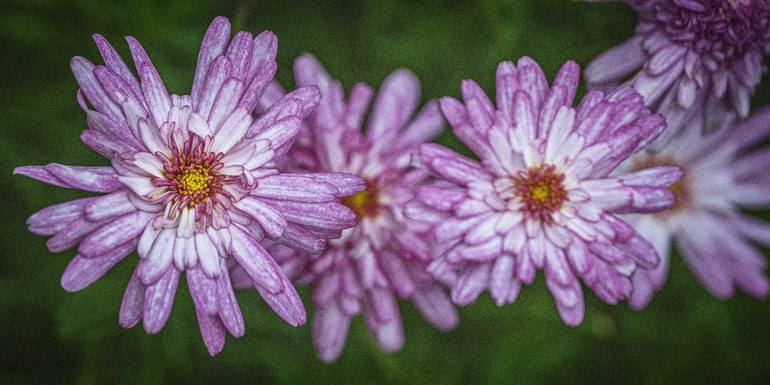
top-left (2, 0), bottom-right (770, 384)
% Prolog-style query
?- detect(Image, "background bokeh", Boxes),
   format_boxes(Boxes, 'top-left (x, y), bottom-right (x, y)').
top-left (2, 0), bottom-right (770, 384)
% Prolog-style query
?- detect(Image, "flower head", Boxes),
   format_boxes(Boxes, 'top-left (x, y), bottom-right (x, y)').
top-left (236, 54), bottom-right (457, 362)
top-left (622, 106), bottom-right (770, 309)
top-left (15, 17), bottom-right (363, 355)
top-left (585, 0), bottom-right (770, 119)
top-left (409, 57), bottom-right (680, 325)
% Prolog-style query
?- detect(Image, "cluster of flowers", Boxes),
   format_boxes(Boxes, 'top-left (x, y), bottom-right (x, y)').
top-left (15, 0), bottom-right (770, 362)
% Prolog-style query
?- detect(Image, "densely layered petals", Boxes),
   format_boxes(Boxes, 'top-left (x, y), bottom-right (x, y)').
top-left (585, 0), bottom-right (770, 121)
top-left (16, 17), bottom-right (363, 355)
top-left (623, 106), bottom-right (770, 309)
top-left (254, 54), bottom-right (457, 362)
top-left (409, 57), bottom-right (678, 325)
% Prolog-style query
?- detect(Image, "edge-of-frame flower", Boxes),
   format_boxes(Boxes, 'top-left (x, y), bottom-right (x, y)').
top-left (585, 0), bottom-right (770, 124)
top-left (622, 105), bottom-right (770, 308)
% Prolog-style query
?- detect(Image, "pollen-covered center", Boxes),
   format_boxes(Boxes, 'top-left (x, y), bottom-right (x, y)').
top-left (512, 164), bottom-right (567, 223)
top-left (179, 165), bottom-right (210, 192)
top-left (173, 164), bottom-right (213, 205)
top-left (343, 183), bottom-right (380, 218)
top-left (155, 135), bottom-right (234, 212)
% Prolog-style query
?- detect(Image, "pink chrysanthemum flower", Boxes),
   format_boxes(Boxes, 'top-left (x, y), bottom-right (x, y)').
top-left (585, 0), bottom-right (770, 119)
top-left (408, 57), bottom-right (681, 325)
top-left (233, 54), bottom-right (458, 362)
top-left (14, 17), bottom-right (363, 355)
top-left (622, 107), bottom-right (770, 309)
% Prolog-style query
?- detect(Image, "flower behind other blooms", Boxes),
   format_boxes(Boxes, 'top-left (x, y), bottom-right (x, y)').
top-left (232, 54), bottom-right (457, 362)
top-left (585, 0), bottom-right (770, 126)
top-left (622, 106), bottom-right (770, 309)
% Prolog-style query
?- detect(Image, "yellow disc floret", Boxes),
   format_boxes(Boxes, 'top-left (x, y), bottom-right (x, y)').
top-left (181, 165), bottom-right (210, 192)
top-left (531, 183), bottom-right (550, 201)
top-left (342, 183), bottom-right (380, 218)
top-left (512, 164), bottom-right (568, 223)
top-left (172, 163), bottom-right (214, 206)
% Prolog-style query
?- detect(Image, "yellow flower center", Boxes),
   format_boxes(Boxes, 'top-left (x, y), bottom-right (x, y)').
top-left (180, 165), bottom-right (210, 192)
top-left (512, 164), bottom-right (567, 223)
top-left (343, 184), bottom-right (380, 218)
top-left (171, 163), bottom-right (215, 207)
top-left (531, 183), bottom-right (550, 201)
top-left (666, 178), bottom-right (690, 213)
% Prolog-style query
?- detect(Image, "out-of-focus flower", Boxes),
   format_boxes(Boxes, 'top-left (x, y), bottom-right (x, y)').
top-left (623, 106), bottom-right (770, 309)
top-left (585, 0), bottom-right (770, 121)
top-left (234, 54), bottom-right (457, 362)
top-left (15, 17), bottom-right (363, 355)
top-left (408, 57), bottom-right (680, 325)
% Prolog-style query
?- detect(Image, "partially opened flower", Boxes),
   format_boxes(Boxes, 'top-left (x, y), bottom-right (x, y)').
top-left (234, 54), bottom-right (457, 362)
top-left (408, 57), bottom-right (680, 325)
top-left (14, 17), bottom-right (362, 355)
top-left (585, 0), bottom-right (770, 120)
top-left (623, 106), bottom-right (770, 309)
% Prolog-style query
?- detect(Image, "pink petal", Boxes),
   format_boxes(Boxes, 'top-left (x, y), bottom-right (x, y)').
top-left (61, 240), bottom-right (136, 292)
top-left (142, 267), bottom-right (180, 334)
top-left (78, 211), bottom-right (153, 257)
top-left (192, 16), bottom-right (232, 107)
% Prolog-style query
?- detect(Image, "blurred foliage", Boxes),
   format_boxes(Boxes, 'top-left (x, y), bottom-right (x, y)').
top-left (1, 0), bottom-right (769, 384)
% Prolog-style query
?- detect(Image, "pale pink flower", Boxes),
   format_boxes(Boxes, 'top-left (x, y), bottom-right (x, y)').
top-left (409, 57), bottom-right (680, 325)
top-left (15, 17), bottom-right (362, 355)
top-left (623, 106), bottom-right (770, 308)
top-left (233, 54), bottom-right (457, 362)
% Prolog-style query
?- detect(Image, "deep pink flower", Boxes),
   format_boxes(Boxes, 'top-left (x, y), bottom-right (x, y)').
top-left (585, 0), bottom-right (770, 120)
top-left (408, 57), bottom-right (681, 325)
top-left (622, 106), bottom-right (770, 308)
top-left (15, 17), bottom-right (363, 355)
top-left (233, 54), bottom-right (457, 362)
